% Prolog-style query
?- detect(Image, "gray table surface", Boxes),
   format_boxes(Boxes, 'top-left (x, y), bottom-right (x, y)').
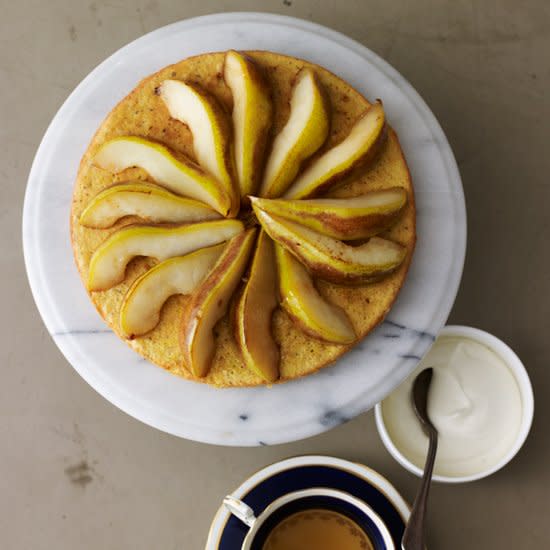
top-left (3, 1), bottom-right (549, 548)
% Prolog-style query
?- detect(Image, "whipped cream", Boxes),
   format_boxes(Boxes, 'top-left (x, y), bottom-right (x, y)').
top-left (381, 336), bottom-right (523, 477)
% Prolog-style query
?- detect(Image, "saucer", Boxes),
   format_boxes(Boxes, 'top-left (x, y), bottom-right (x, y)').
top-left (205, 455), bottom-right (409, 549)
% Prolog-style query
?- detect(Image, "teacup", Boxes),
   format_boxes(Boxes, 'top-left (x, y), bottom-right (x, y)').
top-left (223, 487), bottom-right (395, 550)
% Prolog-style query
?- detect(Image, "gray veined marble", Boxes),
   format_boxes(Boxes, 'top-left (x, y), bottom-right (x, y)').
top-left (22, 13), bottom-right (466, 446)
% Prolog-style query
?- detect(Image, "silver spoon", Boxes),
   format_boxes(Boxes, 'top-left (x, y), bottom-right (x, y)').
top-left (401, 368), bottom-right (438, 550)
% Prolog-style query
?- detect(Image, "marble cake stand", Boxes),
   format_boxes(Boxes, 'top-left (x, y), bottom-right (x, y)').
top-left (22, 13), bottom-right (466, 446)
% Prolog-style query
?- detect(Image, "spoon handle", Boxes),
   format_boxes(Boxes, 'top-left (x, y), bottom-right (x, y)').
top-left (401, 428), bottom-right (438, 550)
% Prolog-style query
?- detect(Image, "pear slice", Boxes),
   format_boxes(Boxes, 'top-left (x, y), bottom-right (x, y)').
top-left (259, 68), bottom-right (329, 198)
top-left (285, 101), bottom-right (386, 199)
top-left (159, 80), bottom-right (237, 213)
top-left (275, 244), bottom-right (356, 344)
top-left (254, 208), bottom-right (406, 284)
top-left (250, 188), bottom-right (406, 240)
top-left (79, 182), bottom-right (221, 228)
top-left (87, 219), bottom-right (243, 291)
top-left (181, 229), bottom-right (257, 378)
top-left (224, 50), bottom-right (273, 197)
top-left (234, 231), bottom-right (279, 382)
top-left (93, 137), bottom-right (233, 216)
top-left (119, 244), bottom-right (224, 338)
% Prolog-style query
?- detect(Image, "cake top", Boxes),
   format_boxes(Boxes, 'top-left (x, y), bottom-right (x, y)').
top-left (71, 50), bottom-right (415, 387)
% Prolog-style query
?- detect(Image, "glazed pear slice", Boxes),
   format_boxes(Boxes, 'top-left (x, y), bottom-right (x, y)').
top-left (93, 137), bottom-right (233, 216)
top-left (79, 182), bottom-right (221, 228)
top-left (259, 68), bottom-right (329, 198)
top-left (87, 219), bottom-right (243, 291)
top-left (254, 208), bottom-right (406, 284)
top-left (119, 244), bottom-right (224, 338)
top-left (250, 188), bottom-right (406, 240)
top-left (235, 231), bottom-right (279, 383)
top-left (159, 80), bottom-right (237, 213)
top-left (285, 101), bottom-right (386, 199)
top-left (181, 229), bottom-right (257, 378)
top-left (275, 244), bottom-right (356, 344)
top-left (224, 50), bottom-right (273, 197)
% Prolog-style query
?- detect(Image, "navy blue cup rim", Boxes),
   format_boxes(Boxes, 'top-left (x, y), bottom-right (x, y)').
top-left (242, 488), bottom-right (394, 549)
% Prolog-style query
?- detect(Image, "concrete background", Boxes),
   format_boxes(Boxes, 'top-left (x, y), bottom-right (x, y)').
top-left (2, 0), bottom-right (549, 548)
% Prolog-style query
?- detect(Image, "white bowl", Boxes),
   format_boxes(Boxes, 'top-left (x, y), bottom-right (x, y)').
top-left (375, 325), bottom-right (534, 483)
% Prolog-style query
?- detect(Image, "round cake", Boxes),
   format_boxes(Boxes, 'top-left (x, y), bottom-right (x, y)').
top-left (71, 50), bottom-right (416, 387)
